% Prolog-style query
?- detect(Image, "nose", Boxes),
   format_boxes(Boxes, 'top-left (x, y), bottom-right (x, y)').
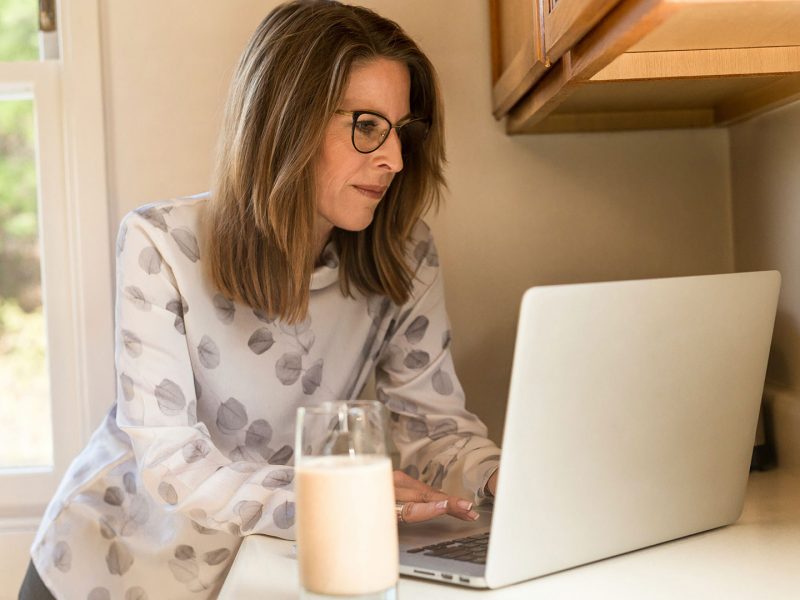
top-left (373, 128), bottom-right (403, 173)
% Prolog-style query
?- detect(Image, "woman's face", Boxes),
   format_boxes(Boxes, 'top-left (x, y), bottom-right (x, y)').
top-left (315, 57), bottom-right (411, 234)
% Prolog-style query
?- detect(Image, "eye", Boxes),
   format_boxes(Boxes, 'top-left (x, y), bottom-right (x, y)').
top-left (355, 119), bottom-right (380, 134)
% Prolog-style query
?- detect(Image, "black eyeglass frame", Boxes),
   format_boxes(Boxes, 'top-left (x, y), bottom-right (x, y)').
top-left (335, 109), bottom-right (431, 154)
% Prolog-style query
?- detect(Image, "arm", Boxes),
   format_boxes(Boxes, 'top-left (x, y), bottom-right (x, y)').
top-left (375, 222), bottom-right (501, 505)
top-left (114, 210), bottom-right (296, 539)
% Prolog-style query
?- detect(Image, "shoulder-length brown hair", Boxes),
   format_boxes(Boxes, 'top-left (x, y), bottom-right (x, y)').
top-left (204, 0), bottom-right (447, 324)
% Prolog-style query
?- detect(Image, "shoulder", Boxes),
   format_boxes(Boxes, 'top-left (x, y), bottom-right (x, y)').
top-left (120, 192), bottom-right (208, 234)
top-left (117, 192), bottom-right (209, 259)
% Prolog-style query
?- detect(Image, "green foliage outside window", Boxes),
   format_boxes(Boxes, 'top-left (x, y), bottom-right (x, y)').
top-left (0, 0), bottom-right (52, 468)
top-left (0, 0), bottom-right (39, 61)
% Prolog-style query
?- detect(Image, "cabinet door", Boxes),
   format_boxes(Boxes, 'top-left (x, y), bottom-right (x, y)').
top-left (490, 0), bottom-right (548, 118)
top-left (541, 0), bottom-right (622, 63)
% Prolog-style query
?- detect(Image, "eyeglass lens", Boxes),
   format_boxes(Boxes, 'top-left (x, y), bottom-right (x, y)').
top-left (353, 113), bottom-right (429, 153)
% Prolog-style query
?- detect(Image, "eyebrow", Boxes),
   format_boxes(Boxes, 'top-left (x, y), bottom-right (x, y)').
top-left (344, 107), bottom-right (414, 123)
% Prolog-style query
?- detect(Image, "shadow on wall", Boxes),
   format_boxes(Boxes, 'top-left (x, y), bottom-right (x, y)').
top-left (766, 308), bottom-right (798, 389)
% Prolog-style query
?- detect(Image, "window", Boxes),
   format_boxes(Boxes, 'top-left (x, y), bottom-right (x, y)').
top-left (0, 0), bottom-right (114, 518)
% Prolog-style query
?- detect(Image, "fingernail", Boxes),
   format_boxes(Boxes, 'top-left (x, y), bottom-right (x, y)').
top-left (468, 511), bottom-right (480, 521)
top-left (457, 499), bottom-right (473, 511)
top-left (435, 500), bottom-right (448, 510)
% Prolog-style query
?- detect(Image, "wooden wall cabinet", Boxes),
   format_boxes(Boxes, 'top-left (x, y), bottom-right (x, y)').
top-left (490, 0), bottom-right (800, 133)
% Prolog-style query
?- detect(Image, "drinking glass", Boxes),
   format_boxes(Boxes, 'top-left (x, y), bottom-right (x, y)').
top-left (295, 400), bottom-right (398, 599)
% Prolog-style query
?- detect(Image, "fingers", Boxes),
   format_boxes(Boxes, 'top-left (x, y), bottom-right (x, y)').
top-left (446, 496), bottom-right (480, 522)
top-left (397, 496), bottom-right (480, 523)
top-left (400, 499), bottom-right (449, 524)
top-left (393, 470), bottom-right (481, 523)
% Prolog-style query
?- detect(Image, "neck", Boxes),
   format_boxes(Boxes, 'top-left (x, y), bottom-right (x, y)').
top-left (314, 220), bottom-right (334, 267)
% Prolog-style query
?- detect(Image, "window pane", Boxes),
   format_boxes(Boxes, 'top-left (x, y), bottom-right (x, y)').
top-left (0, 0), bottom-right (39, 62)
top-left (0, 94), bottom-right (52, 468)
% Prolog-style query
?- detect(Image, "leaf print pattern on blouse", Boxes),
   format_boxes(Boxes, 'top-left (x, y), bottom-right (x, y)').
top-left (252, 308), bottom-right (275, 323)
top-left (262, 468), bottom-right (293, 489)
top-left (404, 315), bottom-right (429, 344)
top-left (125, 587), bottom-right (148, 600)
top-left (121, 330), bottom-right (142, 357)
top-left (432, 369), bottom-right (454, 395)
top-left (203, 548), bottom-right (231, 566)
top-left (135, 206), bottom-right (167, 232)
top-left (53, 540), bottom-right (71, 572)
top-left (166, 297), bottom-right (188, 335)
top-left (235, 500), bottom-right (263, 532)
top-left (276, 353), bottom-right (302, 385)
top-left (99, 516), bottom-right (117, 539)
top-left (403, 349), bottom-right (430, 370)
top-left (197, 335), bottom-right (220, 369)
top-left (155, 379), bottom-right (186, 416)
top-left (423, 460), bottom-right (446, 489)
top-left (138, 246), bottom-right (162, 274)
top-left (88, 588), bottom-right (111, 600)
top-left (442, 329), bottom-right (452, 350)
top-left (268, 445), bottom-right (293, 465)
top-left (383, 344), bottom-right (405, 371)
top-left (174, 545), bottom-right (195, 560)
top-left (168, 557), bottom-right (198, 583)
top-left (104, 486), bottom-right (125, 506)
top-left (406, 417), bottom-right (429, 441)
top-left (190, 520), bottom-right (218, 536)
top-left (413, 239), bottom-right (429, 265)
top-left (301, 359), bottom-right (323, 395)
top-left (106, 540), bottom-right (134, 575)
top-left (158, 481), bottom-right (178, 505)
top-left (248, 328), bottom-right (275, 355)
top-left (182, 439), bottom-right (211, 463)
top-left (213, 294), bottom-right (235, 324)
top-left (123, 472), bottom-right (137, 494)
top-left (123, 495), bottom-right (150, 536)
top-left (273, 500), bottom-right (295, 529)
top-left (245, 419), bottom-right (273, 456)
top-left (279, 318), bottom-right (310, 336)
top-left (429, 418), bottom-right (458, 441)
top-left (125, 286), bottom-right (152, 311)
top-left (120, 373), bottom-right (135, 401)
top-left (217, 398), bottom-right (248, 434)
top-left (170, 227), bottom-right (200, 262)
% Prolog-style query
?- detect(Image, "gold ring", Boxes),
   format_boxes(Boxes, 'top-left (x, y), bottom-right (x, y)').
top-left (395, 501), bottom-right (407, 523)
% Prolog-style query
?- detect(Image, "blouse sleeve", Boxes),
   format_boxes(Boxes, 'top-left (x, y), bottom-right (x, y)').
top-left (113, 210), bottom-right (297, 540)
top-left (374, 222), bottom-right (501, 505)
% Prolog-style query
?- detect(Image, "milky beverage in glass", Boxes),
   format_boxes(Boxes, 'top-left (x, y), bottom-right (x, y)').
top-left (295, 401), bottom-right (398, 599)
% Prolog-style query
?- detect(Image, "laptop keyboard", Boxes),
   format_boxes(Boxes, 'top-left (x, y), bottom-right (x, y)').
top-left (406, 532), bottom-right (489, 564)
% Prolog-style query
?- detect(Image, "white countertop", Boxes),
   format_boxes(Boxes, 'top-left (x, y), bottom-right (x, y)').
top-left (219, 469), bottom-right (800, 599)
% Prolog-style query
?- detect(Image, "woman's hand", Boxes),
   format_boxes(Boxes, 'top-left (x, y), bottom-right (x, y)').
top-left (393, 470), bottom-right (480, 524)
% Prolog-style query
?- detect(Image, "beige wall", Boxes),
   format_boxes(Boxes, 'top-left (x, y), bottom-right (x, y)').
top-left (730, 100), bottom-right (800, 468)
top-left (100, 0), bottom-right (734, 443)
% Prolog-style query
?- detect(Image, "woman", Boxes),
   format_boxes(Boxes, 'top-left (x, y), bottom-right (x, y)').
top-left (21, 1), bottom-right (500, 598)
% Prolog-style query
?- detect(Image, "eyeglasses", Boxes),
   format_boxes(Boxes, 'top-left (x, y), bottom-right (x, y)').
top-left (335, 109), bottom-right (431, 154)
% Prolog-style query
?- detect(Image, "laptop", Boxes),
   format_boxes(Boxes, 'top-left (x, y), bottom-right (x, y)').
top-left (398, 270), bottom-right (781, 588)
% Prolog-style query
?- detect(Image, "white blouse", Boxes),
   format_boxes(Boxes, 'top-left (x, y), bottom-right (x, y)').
top-left (30, 193), bottom-right (501, 599)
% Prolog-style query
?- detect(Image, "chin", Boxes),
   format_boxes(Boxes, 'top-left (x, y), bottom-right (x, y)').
top-left (335, 211), bottom-right (377, 232)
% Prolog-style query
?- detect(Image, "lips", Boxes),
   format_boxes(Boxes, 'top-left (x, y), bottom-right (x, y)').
top-left (353, 184), bottom-right (387, 201)
top-left (353, 184), bottom-right (388, 194)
